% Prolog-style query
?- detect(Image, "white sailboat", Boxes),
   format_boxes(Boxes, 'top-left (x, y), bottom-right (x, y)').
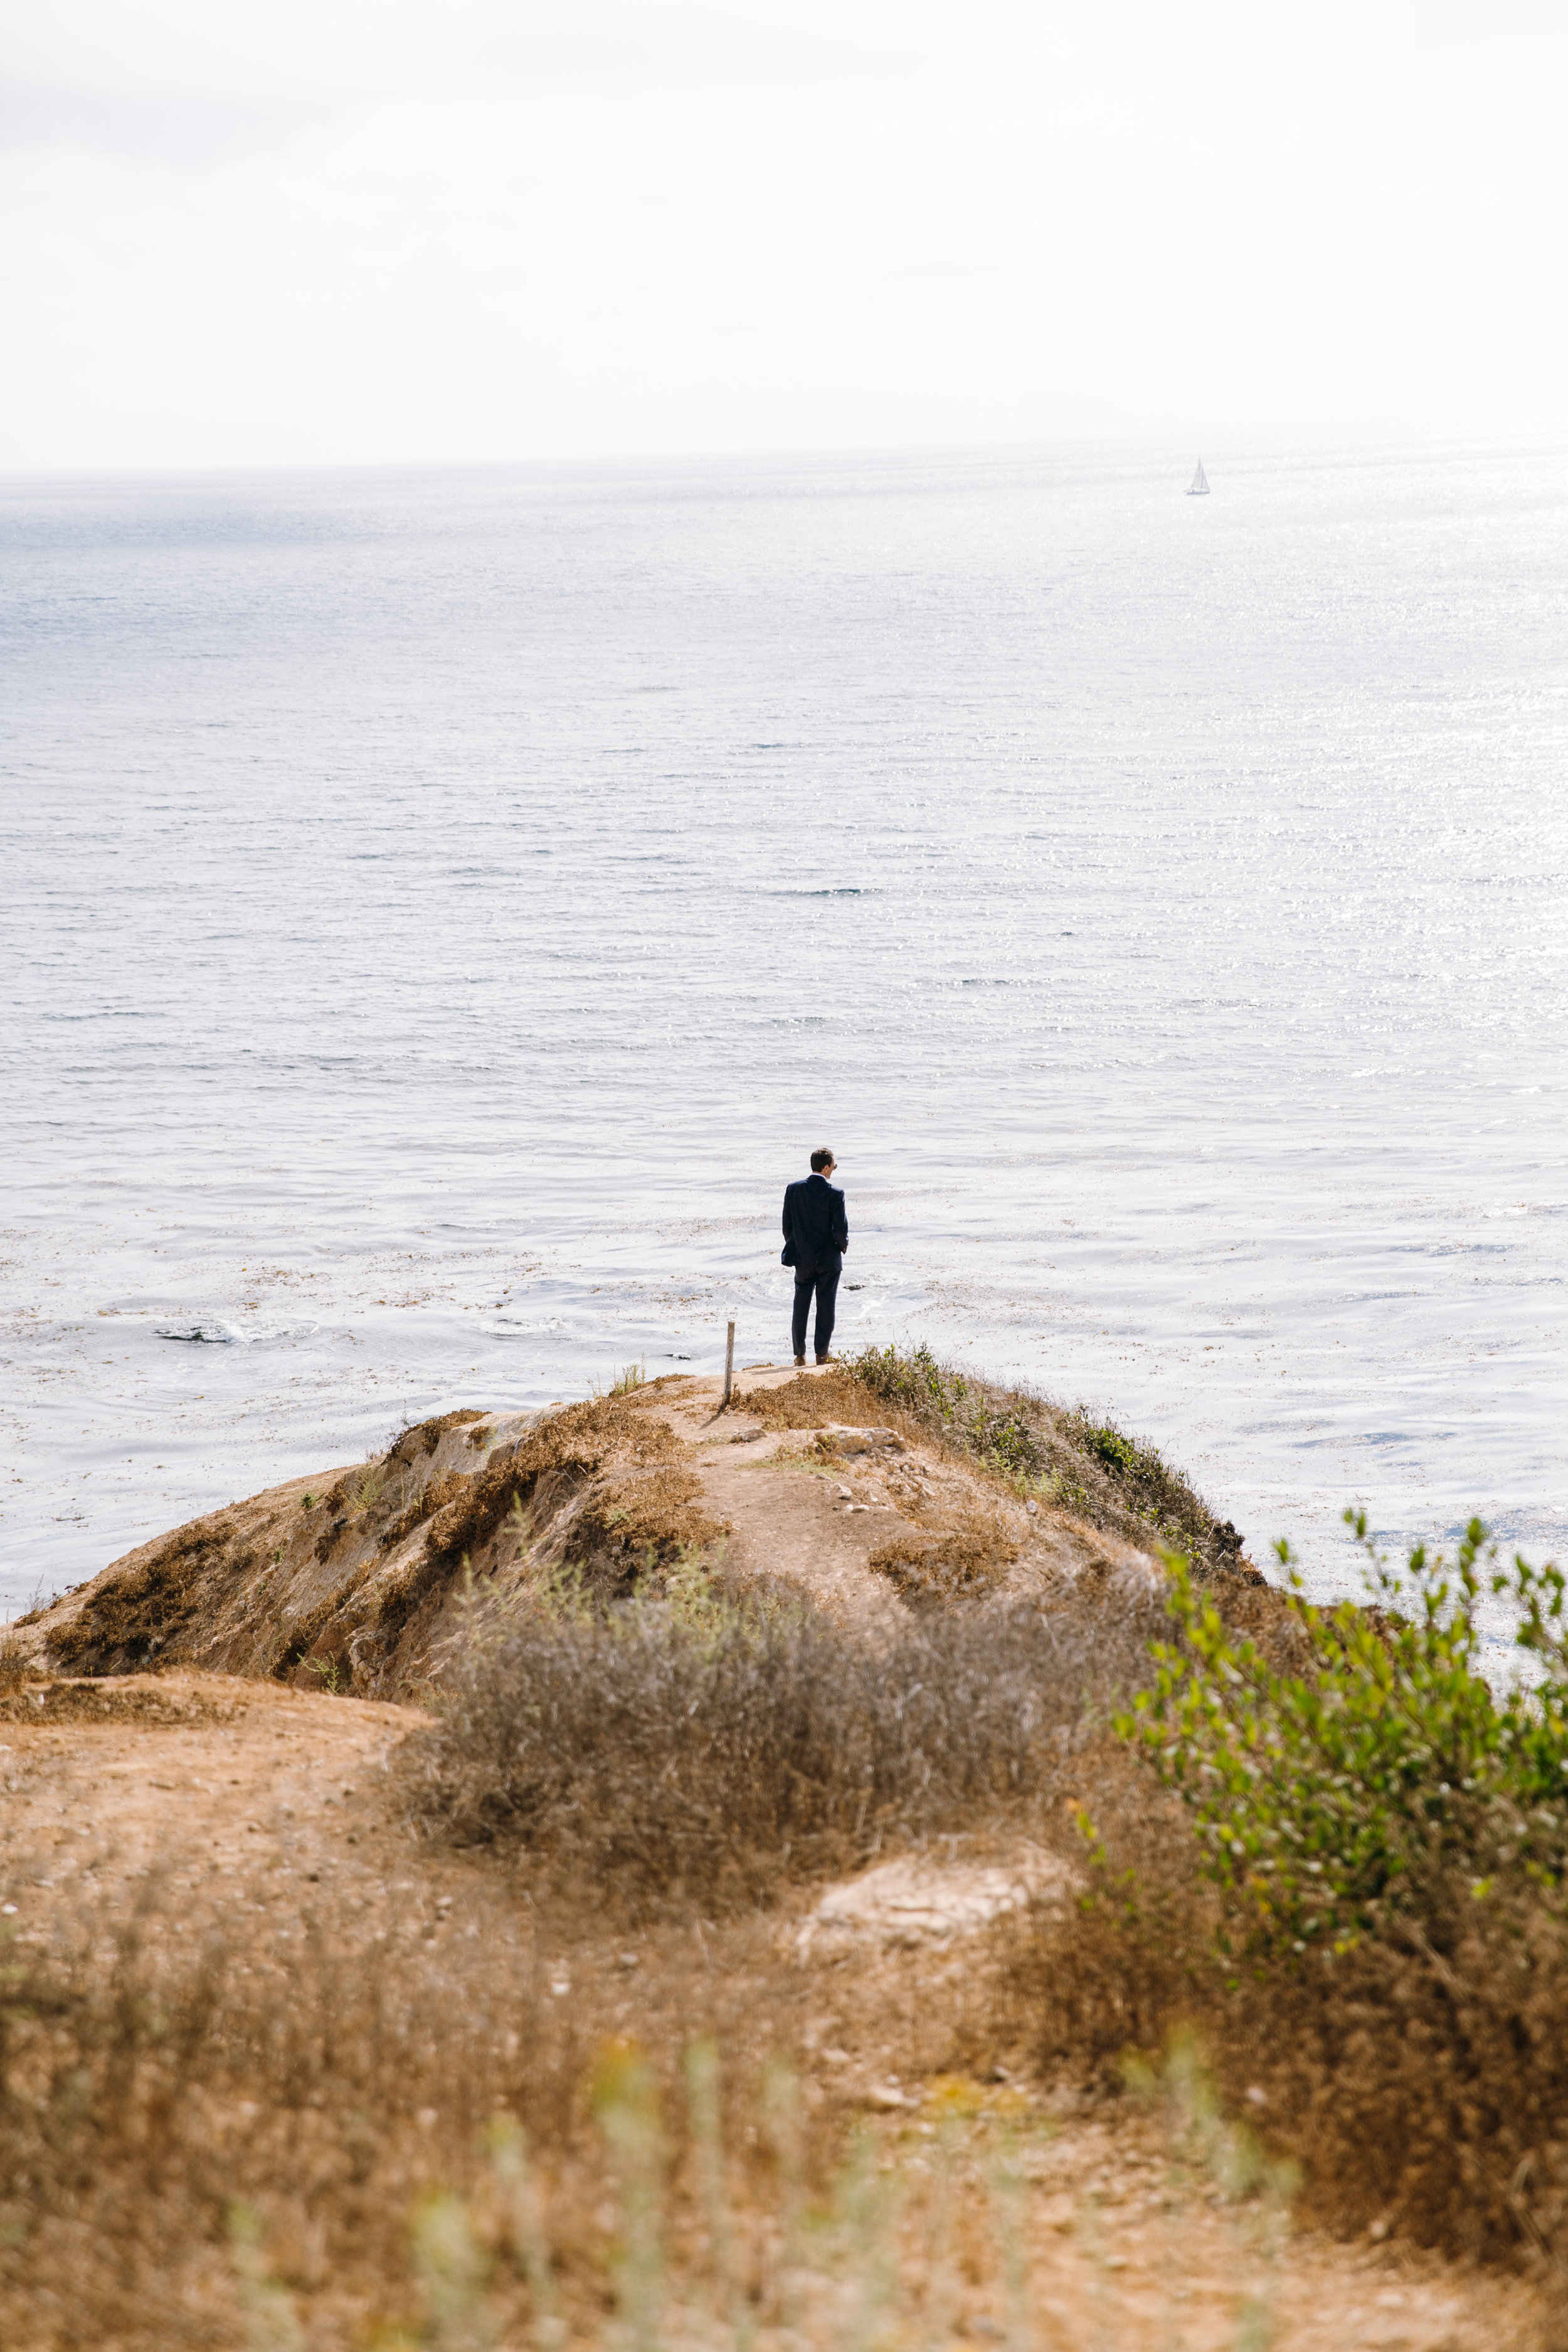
top-left (1187, 459), bottom-right (1210, 496)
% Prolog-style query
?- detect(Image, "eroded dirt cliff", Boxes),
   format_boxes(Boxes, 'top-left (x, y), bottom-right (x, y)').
top-left (12, 1364), bottom-right (1195, 1702)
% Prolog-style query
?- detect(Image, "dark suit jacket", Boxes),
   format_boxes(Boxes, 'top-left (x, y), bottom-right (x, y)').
top-left (782, 1173), bottom-right (849, 1273)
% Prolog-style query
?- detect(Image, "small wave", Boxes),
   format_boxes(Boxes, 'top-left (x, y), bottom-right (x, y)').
top-left (157, 1319), bottom-right (318, 1346)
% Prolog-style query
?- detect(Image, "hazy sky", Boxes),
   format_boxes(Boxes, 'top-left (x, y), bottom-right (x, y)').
top-left (3, 0), bottom-right (1565, 469)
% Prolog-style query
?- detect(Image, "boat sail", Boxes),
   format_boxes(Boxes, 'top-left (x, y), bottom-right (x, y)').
top-left (1187, 459), bottom-right (1210, 496)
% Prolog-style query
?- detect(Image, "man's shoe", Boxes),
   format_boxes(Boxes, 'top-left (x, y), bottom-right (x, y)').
top-left (794, 1355), bottom-right (805, 1366)
top-left (815, 1353), bottom-right (833, 1365)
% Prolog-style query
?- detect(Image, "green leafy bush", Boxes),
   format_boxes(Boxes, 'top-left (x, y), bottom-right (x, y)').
top-left (850, 1338), bottom-right (949, 1416)
top-left (1079, 1422), bottom-right (1139, 1477)
top-left (1118, 1512), bottom-right (1568, 1953)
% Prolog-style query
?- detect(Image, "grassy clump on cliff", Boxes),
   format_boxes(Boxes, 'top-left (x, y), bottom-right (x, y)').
top-left (1025, 1513), bottom-right (1568, 2268)
top-left (43, 1513), bottom-right (253, 1677)
top-left (849, 1341), bottom-right (1248, 1574)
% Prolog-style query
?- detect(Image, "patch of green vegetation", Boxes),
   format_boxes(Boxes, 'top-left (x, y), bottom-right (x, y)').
top-left (1118, 1512), bottom-right (1568, 1954)
top-left (849, 1342), bottom-right (1241, 1574)
top-left (849, 1343), bottom-right (1046, 1479)
top-left (1079, 1421), bottom-right (1138, 1476)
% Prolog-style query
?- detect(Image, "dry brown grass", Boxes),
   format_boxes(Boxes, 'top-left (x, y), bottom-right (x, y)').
top-left (0, 1849), bottom-right (846, 2351)
top-left (867, 1518), bottom-right (1021, 1608)
top-left (6, 1831), bottom-right (1550, 2351)
top-left (405, 1579), bottom-right (1165, 1910)
top-left (730, 1370), bottom-right (909, 1436)
top-left (1010, 1737), bottom-right (1568, 2284)
top-left (44, 1516), bottom-right (256, 1677)
top-left (420, 1391), bottom-right (690, 1577)
top-left (575, 1462), bottom-right (729, 1575)
top-left (386, 1408), bottom-right (489, 1465)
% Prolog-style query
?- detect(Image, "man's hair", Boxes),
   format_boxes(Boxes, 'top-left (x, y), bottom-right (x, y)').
top-left (810, 1147), bottom-right (835, 1173)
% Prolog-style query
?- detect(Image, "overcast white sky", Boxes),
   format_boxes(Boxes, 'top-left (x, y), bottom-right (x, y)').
top-left (2, 0), bottom-right (1564, 470)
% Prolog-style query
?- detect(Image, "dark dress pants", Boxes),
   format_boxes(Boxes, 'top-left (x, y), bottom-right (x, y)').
top-left (792, 1264), bottom-right (840, 1359)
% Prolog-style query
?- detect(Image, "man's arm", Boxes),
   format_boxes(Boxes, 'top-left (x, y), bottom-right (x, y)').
top-left (833, 1190), bottom-right (849, 1254)
top-left (782, 1183), bottom-right (797, 1244)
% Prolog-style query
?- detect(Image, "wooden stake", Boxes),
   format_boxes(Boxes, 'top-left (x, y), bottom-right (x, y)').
top-left (723, 1320), bottom-right (735, 1409)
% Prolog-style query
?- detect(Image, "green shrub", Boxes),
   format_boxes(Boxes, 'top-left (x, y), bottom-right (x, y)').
top-left (1080, 1422), bottom-right (1138, 1476)
top-left (851, 1339), bottom-right (948, 1416)
top-left (1019, 1515), bottom-right (1568, 2267)
top-left (849, 1343), bottom-right (1047, 1480)
top-left (1024, 1728), bottom-right (1568, 2267)
top-left (1118, 1512), bottom-right (1568, 1954)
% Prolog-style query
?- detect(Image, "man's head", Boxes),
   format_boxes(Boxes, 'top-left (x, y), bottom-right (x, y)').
top-left (810, 1147), bottom-right (836, 1175)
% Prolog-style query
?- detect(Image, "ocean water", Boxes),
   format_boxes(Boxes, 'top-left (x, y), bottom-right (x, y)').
top-left (3, 437), bottom-right (1565, 1633)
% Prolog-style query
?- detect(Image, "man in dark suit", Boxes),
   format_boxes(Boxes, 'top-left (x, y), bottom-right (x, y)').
top-left (781, 1147), bottom-right (849, 1366)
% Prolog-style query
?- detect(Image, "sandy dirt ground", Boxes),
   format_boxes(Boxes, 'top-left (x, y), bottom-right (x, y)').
top-left (0, 1667), bottom-right (1555, 2349)
top-left (669, 1361), bottom-right (1152, 1625)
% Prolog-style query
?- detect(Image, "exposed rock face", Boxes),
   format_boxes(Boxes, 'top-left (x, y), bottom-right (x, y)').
top-left (16, 1387), bottom-right (729, 1702)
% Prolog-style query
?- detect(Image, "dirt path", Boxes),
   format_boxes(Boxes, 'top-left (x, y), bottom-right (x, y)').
top-left (658, 1362), bottom-right (1152, 1624)
top-left (687, 1417), bottom-right (910, 1624)
top-left (0, 1673), bottom-right (453, 1934)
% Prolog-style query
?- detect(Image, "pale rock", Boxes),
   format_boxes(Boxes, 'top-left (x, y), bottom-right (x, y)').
top-left (794, 1851), bottom-right (1075, 1956)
